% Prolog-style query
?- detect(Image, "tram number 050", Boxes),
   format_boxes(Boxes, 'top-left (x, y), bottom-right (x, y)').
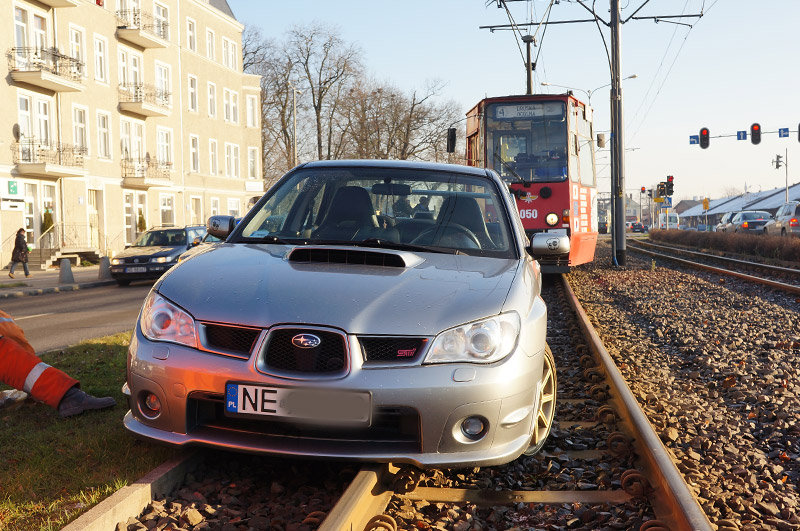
top-left (519, 209), bottom-right (538, 219)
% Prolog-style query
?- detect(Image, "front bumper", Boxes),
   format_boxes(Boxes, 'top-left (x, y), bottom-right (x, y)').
top-left (111, 263), bottom-right (175, 281)
top-left (124, 310), bottom-right (548, 468)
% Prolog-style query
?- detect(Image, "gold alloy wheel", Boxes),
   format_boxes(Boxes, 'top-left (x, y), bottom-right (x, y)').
top-left (524, 344), bottom-right (557, 456)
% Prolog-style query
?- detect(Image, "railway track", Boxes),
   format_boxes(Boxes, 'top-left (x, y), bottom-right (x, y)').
top-left (628, 239), bottom-right (800, 295)
top-left (95, 275), bottom-right (713, 531)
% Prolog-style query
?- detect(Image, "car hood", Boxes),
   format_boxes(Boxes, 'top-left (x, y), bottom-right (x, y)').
top-left (157, 244), bottom-right (520, 336)
top-left (117, 245), bottom-right (184, 258)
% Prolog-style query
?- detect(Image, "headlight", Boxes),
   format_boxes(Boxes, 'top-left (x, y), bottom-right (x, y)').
top-left (140, 292), bottom-right (197, 348)
top-left (425, 312), bottom-right (520, 364)
top-left (111, 258), bottom-right (121, 265)
top-left (150, 256), bottom-right (168, 263)
top-left (545, 213), bottom-right (559, 226)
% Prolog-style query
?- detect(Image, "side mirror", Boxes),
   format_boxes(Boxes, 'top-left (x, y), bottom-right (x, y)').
top-left (207, 215), bottom-right (235, 240)
top-left (190, 236), bottom-right (202, 248)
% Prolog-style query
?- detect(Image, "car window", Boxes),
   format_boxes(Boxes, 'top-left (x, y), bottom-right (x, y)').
top-left (133, 229), bottom-right (187, 247)
top-left (237, 167), bottom-right (516, 258)
top-left (742, 211), bottom-right (769, 220)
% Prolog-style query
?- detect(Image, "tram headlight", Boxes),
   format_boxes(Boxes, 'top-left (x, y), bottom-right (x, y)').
top-left (545, 212), bottom-right (559, 226)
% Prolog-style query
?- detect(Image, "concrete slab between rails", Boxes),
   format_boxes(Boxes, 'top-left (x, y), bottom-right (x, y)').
top-left (401, 487), bottom-right (631, 505)
top-left (62, 450), bottom-right (200, 531)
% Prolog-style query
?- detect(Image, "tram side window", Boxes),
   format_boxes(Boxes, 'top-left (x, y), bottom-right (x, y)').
top-left (578, 137), bottom-right (595, 186)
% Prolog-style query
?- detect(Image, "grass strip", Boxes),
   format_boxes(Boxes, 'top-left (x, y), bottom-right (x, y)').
top-left (0, 332), bottom-right (179, 531)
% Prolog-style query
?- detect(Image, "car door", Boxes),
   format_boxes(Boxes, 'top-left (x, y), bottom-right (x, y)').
top-left (771, 205), bottom-right (786, 234)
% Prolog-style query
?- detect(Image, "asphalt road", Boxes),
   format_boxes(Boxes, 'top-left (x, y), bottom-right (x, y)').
top-left (1, 283), bottom-right (153, 353)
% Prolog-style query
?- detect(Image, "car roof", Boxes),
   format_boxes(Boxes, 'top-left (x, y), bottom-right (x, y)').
top-left (299, 159), bottom-right (494, 178)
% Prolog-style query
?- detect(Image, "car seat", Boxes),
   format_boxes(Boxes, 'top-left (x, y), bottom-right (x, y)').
top-left (436, 196), bottom-right (495, 249)
top-left (312, 186), bottom-right (378, 241)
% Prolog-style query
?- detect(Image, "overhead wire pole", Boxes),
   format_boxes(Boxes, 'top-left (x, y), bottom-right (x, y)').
top-left (610, 0), bottom-right (626, 265)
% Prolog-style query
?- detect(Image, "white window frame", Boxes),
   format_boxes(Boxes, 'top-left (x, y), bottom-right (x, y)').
top-left (186, 18), bottom-right (196, 52)
top-left (93, 34), bottom-right (108, 83)
top-left (224, 142), bottom-right (239, 178)
top-left (189, 134), bottom-right (200, 172)
top-left (96, 110), bottom-right (112, 159)
top-left (222, 37), bottom-right (236, 70)
top-left (187, 74), bottom-right (198, 112)
top-left (120, 117), bottom-right (132, 160)
top-left (159, 193), bottom-right (175, 227)
top-left (32, 13), bottom-right (47, 50)
top-left (36, 99), bottom-right (51, 145)
top-left (154, 61), bottom-right (171, 107)
top-left (68, 24), bottom-right (86, 77)
top-left (206, 28), bottom-right (215, 60)
top-left (227, 198), bottom-right (240, 217)
top-left (153, 3), bottom-right (169, 41)
top-left (156, 126), bottom-right (173, 166)
top-left (207, 82), bottom-right (216, 118)
top-left (246, 94), bottom-right (258, 128)
top-left (190, 195), bottom-right (203, 225)
top-left (208, 138), bottom-right (218, 175)
top-left (72, 104), bottom-right (89, 155)
top-left (17, 93), bottom-right (32, 142)
top-left (247, 146), bottom-right (259, 179)
top-left (210, 197), bottom-right (220, 216)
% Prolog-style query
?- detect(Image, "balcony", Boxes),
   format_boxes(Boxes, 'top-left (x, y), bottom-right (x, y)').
top-left (7, 47), bottom-right (84, 92)
top-left (118, 83), bottom-right (171, 117)
top-left (115, 10), bottom-right (168, 48)
top-left (12, 139), bottom-right (88, 180)
top-left (121, 158), bottom-right (173, 189)
top-left (37, 0), bottom-right (79, 7)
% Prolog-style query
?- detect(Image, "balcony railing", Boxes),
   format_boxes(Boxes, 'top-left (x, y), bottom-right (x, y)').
top-left (121, 158), bottom-right (173, 181)
top-left (118, 82), bottom-right (170, 107)
top-left (12, 139), bottom-right (87, 167)
top-left (116, 9), bottom-right (169, 41)
top-left (6, 47), bottom-right (84, 81)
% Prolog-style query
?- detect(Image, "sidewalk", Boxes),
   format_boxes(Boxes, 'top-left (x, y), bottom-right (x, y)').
top-left (0, 264), bottom-right (116, 299)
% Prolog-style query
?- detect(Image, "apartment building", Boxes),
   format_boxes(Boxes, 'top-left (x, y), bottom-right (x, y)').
top-left (1, 0), bottom-right (262, 267)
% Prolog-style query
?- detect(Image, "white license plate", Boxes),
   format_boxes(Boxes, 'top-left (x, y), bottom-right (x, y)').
top-left (225, 383), bottom-right (371, 425)
top-left (126, 266), bottom-right (147, 273)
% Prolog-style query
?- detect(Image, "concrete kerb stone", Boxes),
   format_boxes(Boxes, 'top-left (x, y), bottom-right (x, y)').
top-left (62, 450), bottom-right (201, 531)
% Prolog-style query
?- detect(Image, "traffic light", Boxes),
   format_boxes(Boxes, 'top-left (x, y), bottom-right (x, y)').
top-left (666, 175), bottom-right (674, 196)
top-left (647, 190), bottom-right (652, 198)
top-left (656, 182), bottom-right (666, 197)
top-left (750, 123), bottom-right (761, 145)
top-left (776, 154), bottom-right (783, 169)
top-left (699, 127), bottom-right (710, 149)
top-left (640, 186), bottom-right (646, 193)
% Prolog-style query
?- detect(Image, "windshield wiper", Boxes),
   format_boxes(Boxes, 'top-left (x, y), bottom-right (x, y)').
top-left (492, 150), bottom-right (526, 183)
top-left (354, 238), bottom-right (465, 255)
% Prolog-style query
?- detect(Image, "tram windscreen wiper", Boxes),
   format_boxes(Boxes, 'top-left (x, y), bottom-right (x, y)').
top-left (493, 150), bottom-right (526, 183)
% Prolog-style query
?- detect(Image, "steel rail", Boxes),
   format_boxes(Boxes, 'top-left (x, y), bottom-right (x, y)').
top-left (633, 239), bottom-right (800, 277)
top-left (628, 241), bottom-right (800, 295)
top-left (561, 275), bottom-right (713, 530)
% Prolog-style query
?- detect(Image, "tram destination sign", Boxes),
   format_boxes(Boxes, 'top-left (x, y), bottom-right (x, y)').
top-left (494, 102), bottom-right (564, 120)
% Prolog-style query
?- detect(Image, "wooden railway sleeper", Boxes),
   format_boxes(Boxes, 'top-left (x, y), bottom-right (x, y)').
top-left (364, 514), bottom-right (398, 531)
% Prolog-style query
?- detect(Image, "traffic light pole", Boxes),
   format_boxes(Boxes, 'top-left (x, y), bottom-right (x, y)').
top-left (610, 0), bottom-right (626, 266)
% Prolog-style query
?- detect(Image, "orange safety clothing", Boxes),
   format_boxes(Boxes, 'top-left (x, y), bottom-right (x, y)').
top-left (0, 311), bottom-right (77, 409)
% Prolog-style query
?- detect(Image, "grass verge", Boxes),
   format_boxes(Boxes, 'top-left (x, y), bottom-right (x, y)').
top-left (0, 332), bottom-right (179, 531)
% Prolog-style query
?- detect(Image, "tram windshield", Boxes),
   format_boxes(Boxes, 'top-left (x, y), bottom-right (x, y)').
top-left (485, 101), bottom-right (567, 183)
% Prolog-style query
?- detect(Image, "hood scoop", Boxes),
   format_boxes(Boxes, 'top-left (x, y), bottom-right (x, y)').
top-left (287, 246), bottom-right (422, 268)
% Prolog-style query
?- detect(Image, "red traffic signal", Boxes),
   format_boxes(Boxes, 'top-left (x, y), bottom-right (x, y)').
top-left (751, 123), bottom-right (761, 145)
top-left (699, 127), bottom-right (709, 149)
top-left (641, 186), bottom-right (646, 193)
top-left (667, 175), bottom-right (674, 182)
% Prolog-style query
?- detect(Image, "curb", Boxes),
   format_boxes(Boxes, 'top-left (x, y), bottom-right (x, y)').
top-left (0, 279), bottom-right (117, 299)
top-left (62, 451), bottom-right (200, 531)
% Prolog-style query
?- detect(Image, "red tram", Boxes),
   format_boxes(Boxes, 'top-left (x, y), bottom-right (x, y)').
top-left (465, 94), bottom-right (598, 273)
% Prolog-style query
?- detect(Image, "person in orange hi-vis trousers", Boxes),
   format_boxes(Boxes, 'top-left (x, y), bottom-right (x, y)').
top-left (0, 310), bottom-right (115, 417)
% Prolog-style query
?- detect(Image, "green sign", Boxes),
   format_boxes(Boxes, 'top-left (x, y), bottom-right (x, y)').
top-left (8, 181), bottom-right (17, 195)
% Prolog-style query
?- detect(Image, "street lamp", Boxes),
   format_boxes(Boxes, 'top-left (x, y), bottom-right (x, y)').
top-left (540, 74), bottom-right (637, 105)
top-left (288, 81), bottom-right (303, 167)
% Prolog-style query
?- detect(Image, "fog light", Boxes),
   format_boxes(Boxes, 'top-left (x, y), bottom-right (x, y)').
top-left (461, 416), bottom-right (487, 440)
top-left (141, 392), bottom-right (162, 418)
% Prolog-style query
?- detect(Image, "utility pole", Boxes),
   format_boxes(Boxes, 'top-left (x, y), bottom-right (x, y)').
top-left (522, 34), bottom-right (534, 95)
top-left (610, 0), bottom-right (626, 265)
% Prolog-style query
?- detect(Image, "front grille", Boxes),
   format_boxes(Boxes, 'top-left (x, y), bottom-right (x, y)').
top-left (200, 323), bottom-right (261, 359)
top-left (262, 328), bottom-right (346, 374)
top-left (360, 337), bottom-right (427, 363)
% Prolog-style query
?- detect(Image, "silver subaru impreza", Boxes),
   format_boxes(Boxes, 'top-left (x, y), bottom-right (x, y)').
top-left (123, 160), bottom-right (555, 468)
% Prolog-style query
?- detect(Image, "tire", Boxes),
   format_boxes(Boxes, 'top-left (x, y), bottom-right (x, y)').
top-left (116, 279), bottom-right (131, 286)
top-left (524, 344), bottom-right (557, 456)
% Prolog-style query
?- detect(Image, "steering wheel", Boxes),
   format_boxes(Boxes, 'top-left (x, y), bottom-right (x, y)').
top-left (411, 223), bottom-right (481, 250)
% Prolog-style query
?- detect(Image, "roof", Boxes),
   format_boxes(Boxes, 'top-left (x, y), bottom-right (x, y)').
top-left (208, 0), bottom-right (236, 19)
top-left (680, 181), bottom-right (800, 218)
top-left (300, 159), bottom-right (494, 178)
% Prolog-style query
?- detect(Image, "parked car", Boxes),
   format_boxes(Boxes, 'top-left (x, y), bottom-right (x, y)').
top-left (631, 222), bottom-right (646, 233)
top-left (110, 226), bottom-right (206, 286)
top-left (764, 201), bottom-right (799, 237)
top-left (729, 211), bottom-right (772, 234)
top-left (715, 211), bottom-right (737, 232)
top-left (123, 160), bottom-right (555, 468)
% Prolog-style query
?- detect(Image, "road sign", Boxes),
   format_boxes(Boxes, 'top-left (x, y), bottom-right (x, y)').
top-left (702, 198), bottom-right (709, 210)
top-left (779, 128), bottom-right (789, 138)
top-left (662, 197), bottom-right (672, 207)
top-left (737, 131), bottom-right (747, 140)
top-left (654, 197), bottom-right (664, 203)
top-left (689, 135), bottom-right (699, 145)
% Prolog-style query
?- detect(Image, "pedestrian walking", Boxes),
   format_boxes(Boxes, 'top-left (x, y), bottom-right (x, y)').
top-left (9, 228), bottom-right (30, 279)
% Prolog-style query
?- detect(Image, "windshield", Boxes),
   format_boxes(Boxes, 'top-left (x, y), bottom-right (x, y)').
top-left (485, 101), bottom-right (567, 183)
top-left (236, 166), bottom-right (516, 258)
top-left (133, 229), bottom-right (186, 247)
top-left (742, 211), bottom-right (770, 220)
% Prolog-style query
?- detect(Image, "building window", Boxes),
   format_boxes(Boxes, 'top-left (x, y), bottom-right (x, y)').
top-left (120, 119), bottom-right (131, 160)
top-left (33, 15), bottom-right (47, 50)
top-left (189, 135), bottom-right (199, 172)
top-left (153, 3), bottom-right (169, 40)
top-left (69, 26), bottom-right (85, 76)
top-left (36, 100), bottom-right (50, 144)
top-left (156, 127), bottom-right (172, 165)
top-left (73, 106), bottom-right (88, 153)
top-left (14, 8), bottom-right (28, 49)
top-left (190, 196), bottom-right (202, 225)
top-left (211, 197), bottom-right (220, 216)
top-left (209, 138), bottom-right (218, 175)
top-left (97, 111), bottom-right (111, 159)
top-left (94, 36), bottom-right (108, 82)
top-left (188, 75), bottom-right (198, 112)
top-left (160, 194), bottom-right (175, 226)
top-left (225, 143), bottom-right (239, 178)
top-left (224, 89), bottom-right (238, 123)
top-left (155, 63), bottom-right (171, 106)
top-left (227, 198), bottom-right (240, 217)
top-left (248, 147), bottom-right (259, 179)
top-left (246, 95), bottom-right (258, 128)
top-left (207, 82), bottom-right (216, 118)
top-left (222, 38), bottom-right (236, 69)
top-left (186, 18), bottom-right (196, 51)
top-left (206, 29), bottom-right (215, 60)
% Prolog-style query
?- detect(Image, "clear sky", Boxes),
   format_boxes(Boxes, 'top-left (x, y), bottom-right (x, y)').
top-left (227, 0), bottom-right (800, 202)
